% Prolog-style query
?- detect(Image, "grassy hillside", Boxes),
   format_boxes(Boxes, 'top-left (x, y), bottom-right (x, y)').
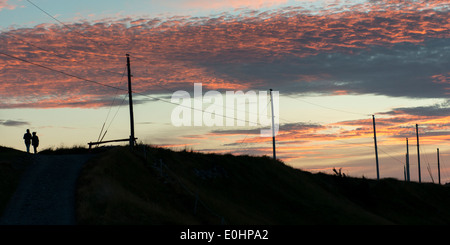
top-left (76, 145), bottom-right (450, 225)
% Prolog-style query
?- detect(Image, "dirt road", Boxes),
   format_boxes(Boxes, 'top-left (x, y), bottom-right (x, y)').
top-left (0, 154), bottom-right (93, 225)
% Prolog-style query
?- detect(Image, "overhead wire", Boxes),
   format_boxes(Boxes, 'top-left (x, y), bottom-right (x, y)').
top-left (375, 137), bottom-right (406, 166)
top-left (0, 51), bottom-right (265, 127)
top-left (238, 98), bottom-right (272, 147)
top-left (378, 147), bottom-right (405, 165)
top-left (128, 65), bottom-right (377, 151)
top-left (1, 49), bottom-right (276, 155)
top-left (26, 0), bottom-right (367, 127)
top-left (96, 65), bottom-right (128, 143)
top-left (0, 51), bottom-right (125, 91)
top-left (0, 47), bottom-right (281, 153)
top-left (415, 126), bottom-right (434, 182)
top-left (25, 0), bottom-right (127, 60)
top-left (24, 0), bottom-right (374, 132)
top-left (3, 48), bottom-right (449, 181)
top-left (1, 32), bottom-right (124, 76)
top-left (26, 0), bottom-right (71, 30)
top-left (287, 94), bottom-right (372, 117)
top-left (23, 0), bottom-right (172, 67)
top-left (99, 93), bottom-right (128, 143)
top-left (424, 144), bottom-right (437, 182)
top-left (4, 2), bottom-right (448, 180)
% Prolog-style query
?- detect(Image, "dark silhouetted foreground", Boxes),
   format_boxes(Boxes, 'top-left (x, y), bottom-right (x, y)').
top-left (0, 154), bottom-right (92, 225)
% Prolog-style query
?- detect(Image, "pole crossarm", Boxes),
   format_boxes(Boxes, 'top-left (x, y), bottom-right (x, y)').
top-left (88, 138), bottom-right (138, 149)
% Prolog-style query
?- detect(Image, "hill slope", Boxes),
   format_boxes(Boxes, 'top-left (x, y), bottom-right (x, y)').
top-left (76, 146), bottom-right (450, 225)
top-left (1, 154), bottom-right (92, 225)
top-left (0, 146), bottom-right (33, 214)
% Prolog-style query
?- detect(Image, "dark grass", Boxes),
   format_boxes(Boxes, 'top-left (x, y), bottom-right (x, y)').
top-left (0, 146), bottom-right (33, 215)
top-left (76, 145), bottom-right (211, 225)
top-left (75, 145), bottom-right (450, 225)
top-left (3, 145), bottom-right (450, 225)
top-left (0, 145), bottom-right (106, 218)
top-left (38, 145), bottom-right (109, 155)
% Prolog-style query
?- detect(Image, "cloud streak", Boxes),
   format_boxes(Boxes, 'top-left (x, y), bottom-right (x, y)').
top-left (0, 119), bottom-right (29, 127)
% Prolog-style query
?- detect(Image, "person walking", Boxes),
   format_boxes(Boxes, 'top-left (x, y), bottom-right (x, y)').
top-left (23, 129), bottom-right (32, 153)
top-left (32, 132), bottom-right (39, 154)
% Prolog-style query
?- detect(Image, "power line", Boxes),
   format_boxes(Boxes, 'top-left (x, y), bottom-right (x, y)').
top-left (12, 0), bottom-right (376, 126)
top-left (97, 65), bottom-right (128, 142)
top-left (6, 2), bottom-right (405, 130)
top-left (0, 51), bottom-right (264, 127)
top-left (238, 99), bottom-right (271, 146)
top-left (0, 51), bottom-right (125, 92)
top-left (332, 138), bottom-right (374, 149)
top-left (99, 93), bottom-right (128, 143)
top-left (1, 32), bottom-right (124, 76)
top-left (287, 95), bottom-right (372, 117)
top-left (26, 0), bottom-right (69, 29)
top-left (2, 32), bottom-right (446, 177)
top-left (23, 0), bottom-right (171, 67)
top-left (1, 50), bottom-right (279, 155)
top-left (25, 0), bottom-right (125, 60)
top-left (129, 72), bottom-right (412, 163)
top-left (378, 147), bottom-right (405, 165)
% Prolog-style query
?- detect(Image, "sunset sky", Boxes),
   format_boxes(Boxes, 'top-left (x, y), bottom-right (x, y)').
top-left (1, 0), bottom-right (449, 183)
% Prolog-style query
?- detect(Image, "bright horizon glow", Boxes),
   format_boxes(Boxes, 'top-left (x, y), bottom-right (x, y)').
top-left (1, 0), bottom-right (449, 184)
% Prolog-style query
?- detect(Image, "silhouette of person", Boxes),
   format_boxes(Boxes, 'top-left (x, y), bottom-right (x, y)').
top-left (23, 129), bottom-right (32, 153)
top-left (32, 132), bottom-right (39, 154)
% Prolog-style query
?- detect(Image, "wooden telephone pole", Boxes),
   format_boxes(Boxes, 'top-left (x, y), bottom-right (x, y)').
top-left (406, 138), bottom-right (410, 182)
top-left (127, 54), bottom-right (135, 148)
top-left (437, 148), bottom-right (441, 185)
top-left (270, 89), bottom-right (276, 160)
top-left (372, 115), bottom-right (380, 180)
top-left (416, 124), bottom-right (421, 183)
top-left (87, 55), bottom-right (137, 149)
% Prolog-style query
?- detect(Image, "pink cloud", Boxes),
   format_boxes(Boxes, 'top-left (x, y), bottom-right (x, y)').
top-left (0, 0), bottom-right (15, 11)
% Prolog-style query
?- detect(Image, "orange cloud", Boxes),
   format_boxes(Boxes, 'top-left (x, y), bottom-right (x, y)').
top-left (182, 0), bottom-right (290, 10)
top-left (432, 73), bottom-right (450, 84)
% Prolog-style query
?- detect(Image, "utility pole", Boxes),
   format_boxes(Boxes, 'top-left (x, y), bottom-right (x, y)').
top-left (270, 89), bottom-right (276, 160)
top-left (126, 54), bottom-right (135, 148)
top-left (372, 115), bottom-right (380, 180)
top-left (437, 148), bottom-right (441, 185)
top-left (406, 138), bottom-right (410, 182)
top-left (403, 166), bottom-right (406, 181)
top-left (416, 124), bottom-right (421, 183)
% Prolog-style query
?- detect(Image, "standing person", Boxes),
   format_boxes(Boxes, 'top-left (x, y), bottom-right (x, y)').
top-left (23, 129), bottom-right (32, 153)
top-left (32, 132), bottom-right (39, 154)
